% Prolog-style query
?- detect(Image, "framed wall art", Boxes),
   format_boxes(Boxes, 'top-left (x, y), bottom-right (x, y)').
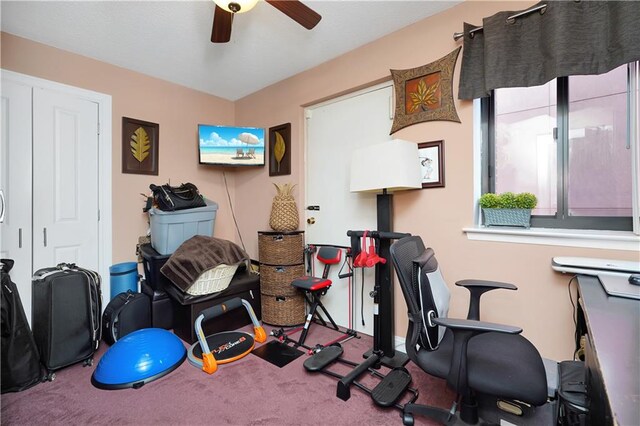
top-left (122, 117), bottom-right (159, 175)
top-left (269, 122), bottom-right (291, 176)
top-left (418, 140), bottom-right (445, 188)
top-left (390, 47), bottom-right (461, 134)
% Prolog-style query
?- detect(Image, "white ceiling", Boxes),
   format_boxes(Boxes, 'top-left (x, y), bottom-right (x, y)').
top-left (1, 1), bottom-right (460, 101)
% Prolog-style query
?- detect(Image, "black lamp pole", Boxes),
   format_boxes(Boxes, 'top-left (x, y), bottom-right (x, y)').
top-left (368, 188), bottom-right (409, 368)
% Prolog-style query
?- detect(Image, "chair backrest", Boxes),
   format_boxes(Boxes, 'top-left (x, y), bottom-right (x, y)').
top-left (316, 246), bottom-right (342, 265)
top-left (315, 246), bottom-right (342, 279)
top-left (390, 236), bottom-right (450, 351)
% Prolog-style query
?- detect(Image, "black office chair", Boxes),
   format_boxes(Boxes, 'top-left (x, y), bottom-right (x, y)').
top-left (389, 236), bottom-right (548, 425)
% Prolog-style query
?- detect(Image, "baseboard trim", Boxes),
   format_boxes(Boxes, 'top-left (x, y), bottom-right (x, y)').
top-left (395, 335), bottom-right (406, 354)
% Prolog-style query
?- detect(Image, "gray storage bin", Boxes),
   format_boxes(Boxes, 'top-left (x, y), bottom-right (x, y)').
top-left (149, 198), bottom-right (218, 255)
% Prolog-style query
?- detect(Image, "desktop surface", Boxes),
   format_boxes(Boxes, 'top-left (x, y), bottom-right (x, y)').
top-left (597, 272), bottom-right (640, 300)
top-left (577, 275), bottom-right (640, 425)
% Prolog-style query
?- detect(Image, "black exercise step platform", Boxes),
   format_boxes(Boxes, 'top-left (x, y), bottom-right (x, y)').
top-left (303, 345), bottom-right (343, 372)
top-left (371, 368), bottom-right (412, 407)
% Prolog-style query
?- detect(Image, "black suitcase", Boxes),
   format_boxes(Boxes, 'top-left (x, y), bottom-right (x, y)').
top-left (1, 259), bottom-right (43, 393)
top-left (32, 263), bottom-right (102, 379)
top-left (102, 290), bottom-right (151, 345)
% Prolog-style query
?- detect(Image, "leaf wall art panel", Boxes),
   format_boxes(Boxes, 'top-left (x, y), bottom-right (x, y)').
top-left (122, 117), bottom-right (159, 175)
top-left (269, 123), bottom-right (291, 176)
top-left (390, 47), bottom-right (461, 134)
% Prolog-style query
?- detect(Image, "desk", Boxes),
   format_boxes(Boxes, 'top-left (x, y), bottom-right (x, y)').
top-left (576, 275), bottom-right (640, 425)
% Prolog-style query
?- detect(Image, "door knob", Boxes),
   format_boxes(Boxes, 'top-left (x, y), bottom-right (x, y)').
top-left (307, 217), bottom-right (316, 225)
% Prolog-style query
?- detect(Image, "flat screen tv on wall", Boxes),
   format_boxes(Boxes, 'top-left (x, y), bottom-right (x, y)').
top-left (198, 124), bottom-right (265, 167)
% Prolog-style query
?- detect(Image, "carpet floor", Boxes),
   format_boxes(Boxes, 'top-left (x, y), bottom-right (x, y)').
top-left (1, 323), bottom-right (455, 425)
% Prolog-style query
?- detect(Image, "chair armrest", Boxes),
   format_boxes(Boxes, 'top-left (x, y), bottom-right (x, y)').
top-left (432, 317), bottom-right (522, 335)
top-left (432, 317), bottom-right (522, 396)
top-left (456, 279), bottom-right (517, 291)
top-left (455, 279), bottom-right (518, 320)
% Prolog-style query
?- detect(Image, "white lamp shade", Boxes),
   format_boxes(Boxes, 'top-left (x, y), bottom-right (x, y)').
top-left (214, 0), bottom-right (259, 14)
top-left (350, 139), bottom-right (422, 193)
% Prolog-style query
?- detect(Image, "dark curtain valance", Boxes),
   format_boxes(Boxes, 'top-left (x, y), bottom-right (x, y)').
top-left (458, 1), bottom-right (640, 100)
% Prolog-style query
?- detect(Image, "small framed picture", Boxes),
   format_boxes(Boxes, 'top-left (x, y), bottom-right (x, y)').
top-left (418, 140), bottom-right (445, 188)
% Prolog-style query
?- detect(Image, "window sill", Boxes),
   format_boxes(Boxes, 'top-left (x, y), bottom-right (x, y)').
top-left (463, 226), bottom-right (640, 251)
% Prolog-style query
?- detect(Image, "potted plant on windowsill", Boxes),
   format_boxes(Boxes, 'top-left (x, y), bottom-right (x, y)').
top-left (479, 192), bottom-right (538, 229)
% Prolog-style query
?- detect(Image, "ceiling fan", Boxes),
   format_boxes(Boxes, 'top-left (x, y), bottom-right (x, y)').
top-left (211, 0), bottom-right (322, 43)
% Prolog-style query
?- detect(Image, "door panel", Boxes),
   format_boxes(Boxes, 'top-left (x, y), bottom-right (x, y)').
top-left (32, 88), bottom-right (99, 273)
top-left (305, 84), bottom-right (393, 335)
top-left (1, 80), bottom-right (33, 320)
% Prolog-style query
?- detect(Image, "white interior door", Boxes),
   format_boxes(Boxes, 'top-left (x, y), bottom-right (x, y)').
top-left (32, 88), bottom-right (100, 272)
top-left (305, 83), bottom-right (393, 336)
top-left (1, 80), bottom-right (34, 315)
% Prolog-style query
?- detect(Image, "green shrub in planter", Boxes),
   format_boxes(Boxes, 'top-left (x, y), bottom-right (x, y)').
top-left (514, 192), bottom-right (538, 209)
top-left (479, 192), bottom-right (538, 228)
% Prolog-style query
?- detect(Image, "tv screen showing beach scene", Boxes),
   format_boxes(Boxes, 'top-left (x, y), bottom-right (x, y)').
top-left (198, 124), bottom-right (265, 167)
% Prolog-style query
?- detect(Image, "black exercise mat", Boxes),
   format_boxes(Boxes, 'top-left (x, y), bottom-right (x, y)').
top-left (251, 341), bottom-right (304, 368)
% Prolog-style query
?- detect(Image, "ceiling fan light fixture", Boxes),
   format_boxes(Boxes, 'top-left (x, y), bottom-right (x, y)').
top-left (214, 0), bottom-right (259, 14)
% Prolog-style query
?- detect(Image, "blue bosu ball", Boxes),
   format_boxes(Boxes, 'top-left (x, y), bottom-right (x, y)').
top-left (92, 328), bottom-right (186, 390)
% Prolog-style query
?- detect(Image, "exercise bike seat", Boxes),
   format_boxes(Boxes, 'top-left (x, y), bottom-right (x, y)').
top-left (291, 276), bottom-right (332, 291)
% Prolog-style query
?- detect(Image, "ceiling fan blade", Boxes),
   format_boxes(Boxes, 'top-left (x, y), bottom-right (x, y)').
top-left (211, 5), bottom-right (233, 43)
top-left (266, 0), bottom-right (321, 30)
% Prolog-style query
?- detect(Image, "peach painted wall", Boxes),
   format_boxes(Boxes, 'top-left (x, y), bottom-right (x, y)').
top-left (234, 1), bottom-right (639, 361)
top-left (2, 0), bottom-right (638, 361)
top-left (1, 32), bottom-right (238, 264)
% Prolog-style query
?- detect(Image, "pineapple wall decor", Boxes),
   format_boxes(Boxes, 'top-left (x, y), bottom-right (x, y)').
top-left (269, 183), bottom-right (299, 232)
top-left (268, 123), bottom-right (291, 176)
top-left (122, 117), bottom-right (159, 175)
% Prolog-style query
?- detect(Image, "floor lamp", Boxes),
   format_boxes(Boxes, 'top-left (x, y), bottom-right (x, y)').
top-left (350, 139), bottom-right (422, 368)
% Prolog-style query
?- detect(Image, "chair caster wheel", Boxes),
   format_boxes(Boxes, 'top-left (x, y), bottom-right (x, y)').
top-left (402, 413), bottom-right (414, 426)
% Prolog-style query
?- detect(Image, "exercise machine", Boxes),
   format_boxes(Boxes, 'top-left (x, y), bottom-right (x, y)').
top-left (272, 244), bottom-right (359, 354)
top-left (187, 298), bottom-right (266, 374)
top-left (304, 344), bottom-right (418, 410)
top-left (303, 230), bottom-right (416, 409)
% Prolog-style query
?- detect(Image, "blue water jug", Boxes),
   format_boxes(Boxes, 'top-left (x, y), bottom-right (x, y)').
top-left (109, 262), bottom-right (139, 299)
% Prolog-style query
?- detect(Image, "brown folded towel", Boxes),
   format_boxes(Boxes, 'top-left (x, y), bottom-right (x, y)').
top-left (160, 236), bottom-right (249, 293)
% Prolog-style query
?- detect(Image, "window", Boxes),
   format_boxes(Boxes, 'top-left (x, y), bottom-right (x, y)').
top-left (482, 63), bottom-right (638, 231)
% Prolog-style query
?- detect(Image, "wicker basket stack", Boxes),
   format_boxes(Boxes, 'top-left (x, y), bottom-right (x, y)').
top-left (258, 231), bottom-right (306, 326)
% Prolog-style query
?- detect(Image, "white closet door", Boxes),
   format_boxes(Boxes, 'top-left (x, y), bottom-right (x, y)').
top-left (1, 80), bottom-right (33, 317)
top-left (305, 83), bottom-right (393, 335)
top-left (32, 88), bottom-right (100, 272)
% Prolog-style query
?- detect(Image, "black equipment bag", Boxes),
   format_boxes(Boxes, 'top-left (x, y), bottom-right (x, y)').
top-left (32, 263), bottom-right (102, 375)
top-left (1, 259), bottom-right (43, 393)
top-left (102, 290), bottom-right (151, 345)
top-left (558, 360), bottom-right (589, 426)
top-left (148, 182), bottom-right (206, 212)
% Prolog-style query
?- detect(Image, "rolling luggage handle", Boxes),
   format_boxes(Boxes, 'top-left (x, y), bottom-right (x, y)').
top-left (0, 189), bottom-right (5, 223)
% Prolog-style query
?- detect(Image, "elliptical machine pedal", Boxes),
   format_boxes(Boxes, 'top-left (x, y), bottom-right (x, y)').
top-left (304, 345), bottom-right (343, 372)
top-left (371, 368), bottom-right (412, 407)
